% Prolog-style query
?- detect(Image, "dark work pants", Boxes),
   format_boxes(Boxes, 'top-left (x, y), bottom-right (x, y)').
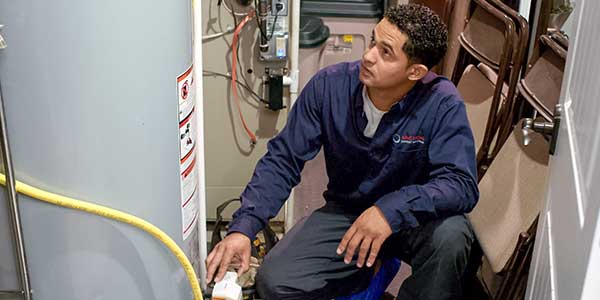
top-left (256, 203), bottom-right (475, 300)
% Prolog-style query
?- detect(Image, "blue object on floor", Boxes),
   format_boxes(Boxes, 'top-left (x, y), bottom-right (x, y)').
top-left (336, 258), bottom-right (401, 300)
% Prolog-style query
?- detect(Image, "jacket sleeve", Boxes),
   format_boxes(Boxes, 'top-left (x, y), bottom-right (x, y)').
top-left (227, 75), bottom-right (325, 239)
top-left (375, 99), bottom-right (479, 233)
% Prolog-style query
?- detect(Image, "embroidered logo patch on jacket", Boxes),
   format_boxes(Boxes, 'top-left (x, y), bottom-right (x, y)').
top-left (393, 134), bottom-right (425, 144)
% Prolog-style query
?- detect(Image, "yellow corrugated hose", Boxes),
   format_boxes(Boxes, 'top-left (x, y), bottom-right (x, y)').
top-left (0, 174), bottom-right (203, 300)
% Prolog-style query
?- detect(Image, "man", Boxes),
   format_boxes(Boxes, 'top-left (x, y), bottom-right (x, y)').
top-left (206, 4), bottom-right (479, 300)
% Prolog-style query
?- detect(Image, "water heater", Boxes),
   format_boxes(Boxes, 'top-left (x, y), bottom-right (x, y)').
top-left (0, 0), bottom-right (201, 299)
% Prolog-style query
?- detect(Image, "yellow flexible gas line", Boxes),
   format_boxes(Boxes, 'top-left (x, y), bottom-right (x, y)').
top-left (0, 174), bottom-right (203, 300)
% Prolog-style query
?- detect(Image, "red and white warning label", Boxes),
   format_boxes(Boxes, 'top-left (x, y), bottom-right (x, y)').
top-left (177, 64), bottom-right (198, 240)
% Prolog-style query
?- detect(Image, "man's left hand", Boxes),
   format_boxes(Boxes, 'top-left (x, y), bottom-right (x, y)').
top-left (337, 206), bottom-right (393, 268)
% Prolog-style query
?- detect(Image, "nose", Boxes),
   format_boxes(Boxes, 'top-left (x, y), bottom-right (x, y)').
top-left (363, 46), bottom-right (377, 66)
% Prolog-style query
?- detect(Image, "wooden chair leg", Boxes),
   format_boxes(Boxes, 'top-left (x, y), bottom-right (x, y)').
top-left (495, 232), bottom-right (528, 299)
top-left (496, 218), bottom-right (539, 300)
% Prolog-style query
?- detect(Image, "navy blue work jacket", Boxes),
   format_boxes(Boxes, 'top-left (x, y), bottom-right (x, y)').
top-left (229, 61), bottom-right (479, 239)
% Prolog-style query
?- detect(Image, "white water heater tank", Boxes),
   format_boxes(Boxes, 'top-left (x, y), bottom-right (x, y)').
top-left (0, 1), bottom-right (201, 299)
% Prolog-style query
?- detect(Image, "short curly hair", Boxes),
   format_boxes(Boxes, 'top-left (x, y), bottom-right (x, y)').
top-left (384, 4), bottom-right (448, 69)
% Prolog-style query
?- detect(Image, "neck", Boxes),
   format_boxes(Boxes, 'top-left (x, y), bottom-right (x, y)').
top-left (367, 81), bottom-right (417, 111)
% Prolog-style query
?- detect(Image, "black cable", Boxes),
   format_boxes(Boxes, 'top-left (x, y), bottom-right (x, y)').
top-left (203, 70), bottom-right (263, 101)
top-left (254, 0), bottom-right (279, 41)
top-left (217, 0), bottom-right (277, 108)
top-left (228, 0), bottom-right (238, 28)
top-left (254, 0), bottom-right (267, 38)
top-left (259, 14), bottom-right (279, 41)
top-left (267, 14), bottom-right (279, 40)
top-left (218, 1), bottom-right (268, 106)
top-left (203, 70), bottom-right (269, 105)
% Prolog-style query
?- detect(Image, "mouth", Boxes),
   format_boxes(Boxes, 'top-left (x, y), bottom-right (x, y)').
top-left (360, 63), bottom-right (373, 77)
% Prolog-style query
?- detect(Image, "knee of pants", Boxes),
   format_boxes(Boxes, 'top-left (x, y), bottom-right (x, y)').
top-left (255, 258), bottom-right (297, 300)
top-left (256, 262), bottom-right (277, 299)
top-left (429, 216), bottom-right (475, 262)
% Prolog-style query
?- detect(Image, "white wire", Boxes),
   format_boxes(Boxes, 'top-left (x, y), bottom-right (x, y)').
top-left (222, 0), bottom-right (250, 16)
top-left (202, 25), bottom-right (235, 41)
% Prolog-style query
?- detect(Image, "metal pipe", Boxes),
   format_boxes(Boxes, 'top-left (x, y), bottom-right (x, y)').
top-left (193, 1), bottom-right (209, 290)
top-left (258, 0), bottom-right (270, 52)
top-left (0, 75), bottom-right (32, 299)
top-left (284, 0), bottom-right (300, 233)
top-left (0, 290), bottom-right (24, 296)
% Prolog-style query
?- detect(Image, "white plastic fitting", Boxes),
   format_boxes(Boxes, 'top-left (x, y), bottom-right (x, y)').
top-left (211, 272), bottom-right (242, 300)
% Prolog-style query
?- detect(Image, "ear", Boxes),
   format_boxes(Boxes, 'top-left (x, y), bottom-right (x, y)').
top-left (407, 64), bottom-right (429, 81)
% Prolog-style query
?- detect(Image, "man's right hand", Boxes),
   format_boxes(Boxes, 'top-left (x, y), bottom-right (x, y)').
top-left (205, 232), bottom-right (252, 283)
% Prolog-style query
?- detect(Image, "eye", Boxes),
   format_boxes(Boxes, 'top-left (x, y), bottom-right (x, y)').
top-left (381, 47), bottom-right (393, 58)
top-left (369, 36), bottom-right (376, 47)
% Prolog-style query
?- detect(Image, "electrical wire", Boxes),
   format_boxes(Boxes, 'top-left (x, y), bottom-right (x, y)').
top-left (227, 0), bottom-right (260, 103)
top-left (202, 25), bottom-right (235, 42)
top-left (220, 0), bottom-right (250, 16)
top-left (236, 58), bottom-right (257, 97)
top-left (232, 12), bottom-right (258, 145)
top-left (258, 14), bottom-right (279, 41)
top-left (0, 174), bottom-right (203, 300)
top-left (219, 0), bottom-right (269, 143)
top-left (235, 38), bottom-right (264, 106)
top-left (254, 0), bottom-right (279, 41)
top-left (203, 70), bottom-right (267, 104)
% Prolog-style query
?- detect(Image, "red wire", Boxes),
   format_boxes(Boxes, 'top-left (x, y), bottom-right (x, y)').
top-left (232, 12), bottom-right (257, 145)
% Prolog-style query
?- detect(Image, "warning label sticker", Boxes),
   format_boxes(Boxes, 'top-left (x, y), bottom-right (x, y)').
top-left (177, 64), bottom-right (198, 240)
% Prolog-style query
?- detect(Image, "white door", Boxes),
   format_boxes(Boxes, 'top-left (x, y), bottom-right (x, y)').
top-left (526, 0), bottom-right (600, 299)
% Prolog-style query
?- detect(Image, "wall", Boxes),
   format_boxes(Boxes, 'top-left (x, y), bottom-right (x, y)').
top-left (201, 0), bottom-right (289, 221)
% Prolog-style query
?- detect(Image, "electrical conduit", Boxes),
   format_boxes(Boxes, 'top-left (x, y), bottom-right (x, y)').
top-left (231, 11), bottom-right (258, 145)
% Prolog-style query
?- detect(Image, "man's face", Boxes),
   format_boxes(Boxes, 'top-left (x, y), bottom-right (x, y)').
top-left (359, 18), bottom-right (414, 89)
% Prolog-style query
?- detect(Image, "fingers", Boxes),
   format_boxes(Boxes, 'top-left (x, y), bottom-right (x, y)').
top-left (206, 234), bottom-right (252, 283)
top-left (206, 244), bottom-right (224, 283)
top-left (343, 233), bottom-right (363, 264)
top-left (215, 248), bottom-right (235, 282)
top-left (238, 251), bottom-right (250, 277)
top-left (356, 237), bottom-right (372, 268)
top-left (366, 238), bottom-right (382, 268)
top-left (336, 207), bottom-right (392, 268)
top-left (337, 225), bottom-right (357, 255)
top-left (205, 244), bottom-right (217, 267)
